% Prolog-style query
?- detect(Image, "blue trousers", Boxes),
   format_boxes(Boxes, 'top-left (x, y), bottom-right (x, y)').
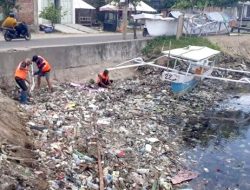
top-left (20, 90), bottom-right (28, 104)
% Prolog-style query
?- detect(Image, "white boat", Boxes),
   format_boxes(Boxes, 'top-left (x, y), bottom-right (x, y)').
top-left (161, 46), bottom-right (220, 94)
top-left (108, 46), bottom-right (250, 95)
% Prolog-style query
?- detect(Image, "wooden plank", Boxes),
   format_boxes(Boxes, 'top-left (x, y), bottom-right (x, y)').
top-left (231, 26), bottom-right (250, 32)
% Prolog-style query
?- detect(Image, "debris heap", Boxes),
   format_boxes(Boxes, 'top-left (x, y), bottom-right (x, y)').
top-left (19, 68), bottom-right (228, 190)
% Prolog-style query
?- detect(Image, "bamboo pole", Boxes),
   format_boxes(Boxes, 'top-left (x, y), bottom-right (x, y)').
top-left (97, 141), bottom-right (104, 190)
top-left (176, 15), bottom-right (184, 40)
top-left (30, 64), bottom-right (35, 93)
top-left (213, 66), bottom-right (250, 75)
top-left (122, 0), bottom-right (128, 40)
top-left (109, 61), bottom-right (250, 84)
top-left (115, 57), bottom-right (144, 67)
top-left (108, 63), bottom-right (147, 70)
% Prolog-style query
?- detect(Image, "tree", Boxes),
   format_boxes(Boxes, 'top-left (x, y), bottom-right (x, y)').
top-left (163, 0), bottom-right (177, 9)
top-left (114, 0), bottom-right (140, 39)
top-left (0, 0), bottom-right (17, 17)
top-left (173, 0), bottom-right (210, 9)
top-left (39, 3), bottom-right (66, 28)
top-left (85, 0), bottom-right (106, 8)
top-left (173, 0), bottom-right (247, 9)
top-left (130, 0), bottom-right (141, 39)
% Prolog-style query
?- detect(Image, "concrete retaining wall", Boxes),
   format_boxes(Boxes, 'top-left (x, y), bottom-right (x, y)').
top-left (0, 39), bottom-right (148, 86)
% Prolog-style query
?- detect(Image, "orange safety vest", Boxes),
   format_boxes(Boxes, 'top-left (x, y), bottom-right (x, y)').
top-left (38, 56), bottom-right (51, 73)
top-left (15, 61), bottom-right (29, 80)
top-left (97, 72), bottom-right (109, 83)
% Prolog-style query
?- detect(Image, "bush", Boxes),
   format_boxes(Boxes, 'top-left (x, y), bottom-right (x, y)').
top-left (39, 4), bottom-right (66, 27)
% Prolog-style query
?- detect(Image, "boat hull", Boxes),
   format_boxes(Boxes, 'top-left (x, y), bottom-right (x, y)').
top-left (171, 78), bottom-right (199, 95)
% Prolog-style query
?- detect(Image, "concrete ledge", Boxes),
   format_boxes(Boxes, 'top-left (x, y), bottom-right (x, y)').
top-left (0, 39), bottom-right (148, 86)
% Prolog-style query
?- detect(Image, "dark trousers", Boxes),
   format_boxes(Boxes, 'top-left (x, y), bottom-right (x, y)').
top-left (15, 23), bottom-right (27, 36)
top-left (97, 80), bottom-right (113, 87)
top-left (15, 77), bottom-right (28, 104)
top-left (15, 77), bottom-right (28, 91)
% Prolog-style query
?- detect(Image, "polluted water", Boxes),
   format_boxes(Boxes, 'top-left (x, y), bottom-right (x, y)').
top-left (180, 94), bottom-right (250, 190)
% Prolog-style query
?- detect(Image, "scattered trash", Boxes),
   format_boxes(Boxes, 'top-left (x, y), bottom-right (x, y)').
top-left (145, 144), bottom-right (152, 152)
top-left (203, 168), bottom-right (209, 173)
top-left (171, 170), bottom-right (199, 185)
top-left (146, 137), bottom-right (160, 143)
top-left (159, 178), bottom-right (173, 190)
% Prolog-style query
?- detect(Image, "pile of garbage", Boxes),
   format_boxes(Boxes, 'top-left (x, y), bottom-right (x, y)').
top-left (2, 54), bottom-right (249, 189)
top-left (6, 66), bottom-right (229, 190)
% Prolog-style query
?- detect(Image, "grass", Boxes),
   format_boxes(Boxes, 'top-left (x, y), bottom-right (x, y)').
top-left (142, 36), bottom-right (220, 57)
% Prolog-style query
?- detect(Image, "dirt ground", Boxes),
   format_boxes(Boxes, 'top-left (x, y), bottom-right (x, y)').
top-left (0, 91), bottom-right (48, 189)
top-left (207, 34), bottom-right (250, 60)
top-left (0, 91), bottom-right (31, 147)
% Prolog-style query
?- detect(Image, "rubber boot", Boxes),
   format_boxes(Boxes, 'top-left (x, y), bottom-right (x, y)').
top-left (20, 90), bottom-right (28, 104)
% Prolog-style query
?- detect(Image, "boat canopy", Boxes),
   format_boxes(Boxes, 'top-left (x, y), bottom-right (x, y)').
top-left (162, 46), bottom-right (220, 62)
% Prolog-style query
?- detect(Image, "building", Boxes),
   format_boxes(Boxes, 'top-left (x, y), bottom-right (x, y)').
top-left (38, 0), bottom-right (95, 25)
top-left (0, 0), bottom-right (34, 24)
top-left (38, 0), bottom-right (72, 24)
top-left (17, 0), bottom-right (34, 24)
top-left (1, 0), bottom-right (96, 27)
top-left (238, 1), bottom-right (250, 20)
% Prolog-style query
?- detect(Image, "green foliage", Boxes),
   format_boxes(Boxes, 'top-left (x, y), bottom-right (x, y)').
top-left (113, 0), bottom-right (141, 8)
top-left (142, 36), bottom-right (220, 57)
top-left (0, 0), bottom-right (17, 17)
top-left (173, 0), bottom-right (245, 9)
top-left (39, 4), bottom-right (66, 26)
top-left (85, 0), bottom-right (105, 8)
top-left (113, 0), bottom-right (141, 39)
top-left (173, 0), bottom-right (192, 9)
top-left (163, 0), bottom-right (177, 9)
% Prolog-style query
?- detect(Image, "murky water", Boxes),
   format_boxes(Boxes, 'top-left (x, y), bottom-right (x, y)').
top-left (180, 94), bottom-right (250, 190)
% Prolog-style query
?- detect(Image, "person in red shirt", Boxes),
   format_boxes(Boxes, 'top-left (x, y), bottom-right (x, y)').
top-left (32, 55), bottom-right (52, 92)
top-left (97, 69), bottom-right (112, 88)
top-left (14, 58), bottom-right (32, 104)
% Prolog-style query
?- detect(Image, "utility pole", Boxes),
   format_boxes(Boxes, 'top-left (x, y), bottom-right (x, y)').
top-left (176, 14), bottom-right (184, 40)
top-left (122, 0), bottom-right (128, 40)
top-left (33, 0), bottom-right (39, 32)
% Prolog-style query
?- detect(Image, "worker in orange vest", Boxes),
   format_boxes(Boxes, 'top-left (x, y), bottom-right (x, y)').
top-left (97, 69), bottom-right (112, 88)
top-left (14, 58), bottom-right (32, 104)
top-left (32, 55), bottom-right (52, 92)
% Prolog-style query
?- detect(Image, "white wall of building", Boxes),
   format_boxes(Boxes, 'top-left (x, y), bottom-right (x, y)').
top-left (38, 0), bottom-right (53, 24)
top-left (60, 0), bottom-right (73, 24)
top-left (38, 0), bottom-right (73, 24)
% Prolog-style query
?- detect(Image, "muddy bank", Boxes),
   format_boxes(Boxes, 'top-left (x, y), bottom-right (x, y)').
top-left (0, 91), bottom-right (48, 189)
top-left (0, 91), bottom-right (29, 146)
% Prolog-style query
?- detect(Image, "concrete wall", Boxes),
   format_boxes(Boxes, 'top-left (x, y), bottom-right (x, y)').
top-left (0, 39), bottom-right (148, 86)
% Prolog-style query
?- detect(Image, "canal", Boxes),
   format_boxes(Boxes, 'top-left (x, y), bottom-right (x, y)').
top-left (179, 94), bottom-right (250, 190)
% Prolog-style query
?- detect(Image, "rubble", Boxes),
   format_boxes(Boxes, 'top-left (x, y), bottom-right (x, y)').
top-left (170, 170), bottom-right (199, 185)
top-left (11, 66), bottom-right (229, 190)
